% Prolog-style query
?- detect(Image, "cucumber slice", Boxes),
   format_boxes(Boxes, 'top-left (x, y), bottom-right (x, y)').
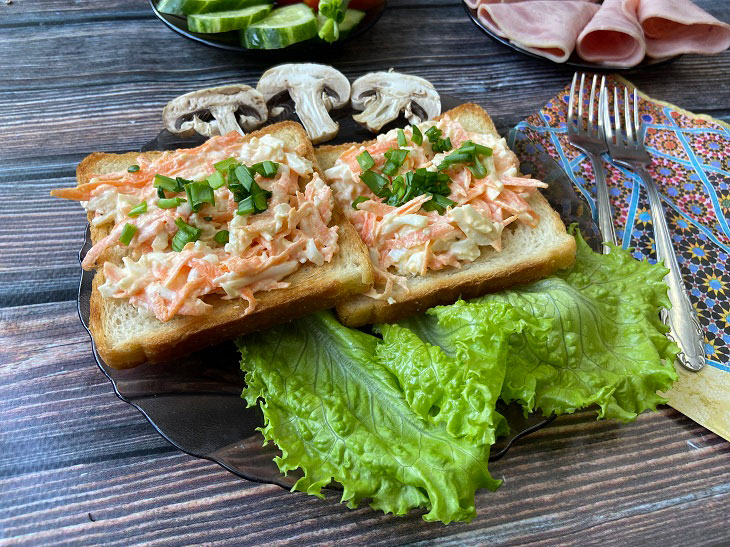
top-left (188, 5), bottom-right (272, 33)
top-left (243, 4), bottom-right (318, 49)
top-left (317, 9), bottom-right (365, 38)
top-left (157, 0), bottom-right (267, 16)
top-left (156, 0), bottom-right (188, 16)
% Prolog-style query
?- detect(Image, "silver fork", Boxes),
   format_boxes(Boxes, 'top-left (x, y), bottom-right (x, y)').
top-left (602, 84), bottom-right (705, 372)
top-left (567, 73), bottom-right (617, 252)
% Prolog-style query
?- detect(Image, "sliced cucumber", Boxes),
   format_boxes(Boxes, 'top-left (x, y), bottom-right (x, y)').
top-left (188, 5), bottom-right (272, 33)
top-left (158, 0), bottom-right (267, 16)
top-left (243, 4), bottom-right (318, 49)
top-left (317, 9), bottom-right (365, 38)
top-left (156, 0), bottom-right (188, 16)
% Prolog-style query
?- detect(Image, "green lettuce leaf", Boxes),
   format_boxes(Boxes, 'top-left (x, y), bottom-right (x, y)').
top-left (386, 300), bottom-right (523, 445)
top-left (237, 311), bottom-right (502, 524)
top-left (415, 232), bottom-right (679, 421)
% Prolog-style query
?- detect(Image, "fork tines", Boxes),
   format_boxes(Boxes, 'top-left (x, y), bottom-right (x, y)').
top-left (568, 72), bottom-right (606, 139)
top-left (603, 84), bottom-right (641, 149)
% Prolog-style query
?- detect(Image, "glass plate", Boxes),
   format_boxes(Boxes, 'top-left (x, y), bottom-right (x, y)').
top-left (76, 94), bottom-right (601, 489)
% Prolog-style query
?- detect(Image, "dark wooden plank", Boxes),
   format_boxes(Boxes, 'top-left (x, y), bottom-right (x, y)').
top-left (0, 175), bottom-right (86, 306)
top-left (1, 302), bottom-right (729, 544)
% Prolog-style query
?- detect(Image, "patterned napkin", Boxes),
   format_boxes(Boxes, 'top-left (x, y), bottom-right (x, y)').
top-left (512, 75), bottom-right (730, 440)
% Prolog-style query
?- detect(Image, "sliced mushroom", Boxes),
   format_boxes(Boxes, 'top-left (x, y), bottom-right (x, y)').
top-left (162, 85), bottom-right (268, 138)
top-left (257, 64), bottom-right (350, 144)
top-left (351, 71), bottom-right (441, 133)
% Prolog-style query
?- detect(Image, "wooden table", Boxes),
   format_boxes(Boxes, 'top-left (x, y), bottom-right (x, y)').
top-left (2, 1), bottom-right (730, 544)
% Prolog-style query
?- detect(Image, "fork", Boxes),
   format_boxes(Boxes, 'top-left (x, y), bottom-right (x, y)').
top-left (567, 73), bottom-right (617, 252)
top-left (602, 84), bottom-right (705, 372)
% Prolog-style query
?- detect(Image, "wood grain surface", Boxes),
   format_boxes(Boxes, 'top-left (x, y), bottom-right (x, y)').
top-left (2, 0), bottom-right (730, 544)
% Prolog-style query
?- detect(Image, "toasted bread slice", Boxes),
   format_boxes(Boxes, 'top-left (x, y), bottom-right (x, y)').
top-left (80, 121), bottom-right (373, 368)
top-left (316, 103), bottom-right (576, 327)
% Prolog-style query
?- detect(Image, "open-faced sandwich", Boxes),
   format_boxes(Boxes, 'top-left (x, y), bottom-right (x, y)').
top-left (51, 121), bottom-right (373, 368)
top-left (316, 103), bottom-right (577, 326)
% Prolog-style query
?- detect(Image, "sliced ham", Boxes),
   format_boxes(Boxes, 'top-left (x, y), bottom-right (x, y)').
top-left (464, 0), bottom-right (598, 13)
top-left (476, 1), bottom-right (600, 62)
top-left (576, 0), bottom-right (646, 67)
top-left (633, 0), bottom-right (730, 57)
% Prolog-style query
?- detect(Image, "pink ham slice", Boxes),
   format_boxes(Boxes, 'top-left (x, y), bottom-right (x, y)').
top-left (576, 0), bottom-right (646, 67)
top-left (477, 1), bottom-right (600, 62)
top-left (464, 0), bottom-right (598, 13)
top-left (633, 0), bottom-right (730, 57)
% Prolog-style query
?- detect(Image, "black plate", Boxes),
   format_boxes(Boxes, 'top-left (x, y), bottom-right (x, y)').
top-left (463, 1), bottom-right (679, 71)
top-left (77, 94), bottom-right (601, 490)
top-left (150, 0), bottom-right (385, 54)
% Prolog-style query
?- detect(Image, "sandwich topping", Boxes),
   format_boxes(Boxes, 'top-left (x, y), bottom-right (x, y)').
top-left (323, 116), bottom-right (547, 302)
top-left (52, 132), bottom-right (338, 321)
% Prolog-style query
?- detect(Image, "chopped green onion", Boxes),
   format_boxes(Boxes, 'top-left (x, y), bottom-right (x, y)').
top-left (360, 170), bottom-right (390, 196)
top-left (468, 157), bottom-right (486, 179)
top-left (382, 148), bottom-right (409, 176)
top-left (437, 140), bottom-right (492, 175)
top-left (184, 181), bottom-right (215, 212)
top-left (237, 196), bottom-right (255, 216)
top-left (386, 175), bottom-right (407, 206)
top-left (172, 217), bottom-right (201, 252)
top-left (261, 161), bottom-right (279, 178)
top-left (157, 186), bottom-right (166, 199)
top-left (356, 150), bottom-right (375, 171)
top-left (352, 196), bottom-right (369, 209)
top-left (425, 127), bottom-right (451, 152)
top-left (128, 201), bottom-right (147, 217)
top-left (382, 161), bottom-right (398, 177)
top-left (154, 174), bottom-right (183, 193)
top-left (422, 193), bottom-right (455, 214)
top-left (214, 230), bottom-right (229, 245)
top-left (397, 129), bottom-right (407, 148)
top-left (214, 157), bottom-right (238, 172)
top-left (432, 137), bottom-right (452, 153)
top-left (158, 197), bottom-right (186, 209)
top-left (250, 161), bottom-right (279, 178)
top-left (235, 165), bottom-right (255, 191)
top-left (474, 142), bottom-right (493, 157)
top-left (411, 125), bottom-right (423, 145)
top-left (119, 223), bottom-right (137, 245)
top-left (249, 181), bottom-right (271, 213)
top-left (227, 165), bottom-right (248, 202)
top-left (438, 152), bottom-right (472, 169)
top-left (399, 171), bottom-right (420, 204)
top-left (207, 171), bottom-right (225, 190)
top-left (127, 164), bottom-right (140, 173)
top-left (425, 126), bottom-right (442, 142)
top-left (252, 190), bottom-right (267, 211)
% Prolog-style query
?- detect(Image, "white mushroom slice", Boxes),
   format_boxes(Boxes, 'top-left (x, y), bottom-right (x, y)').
top-left (351, 71), bottom-right (441, 133)
top-left (257, 63), bottom-right (351, 144)
top-left (163, 85), bottom-right (268, 138)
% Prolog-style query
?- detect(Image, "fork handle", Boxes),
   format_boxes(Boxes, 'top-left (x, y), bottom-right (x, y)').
top-left (587, 151), bottom-right (617, 252)
top-left (638, 167), bottom-right (705, 372)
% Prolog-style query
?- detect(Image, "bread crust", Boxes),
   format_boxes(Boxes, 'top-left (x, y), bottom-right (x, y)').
top-left (79, 121), bottom-right (373, 368)
top-left (315, 103), bottom-right (577, 327)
